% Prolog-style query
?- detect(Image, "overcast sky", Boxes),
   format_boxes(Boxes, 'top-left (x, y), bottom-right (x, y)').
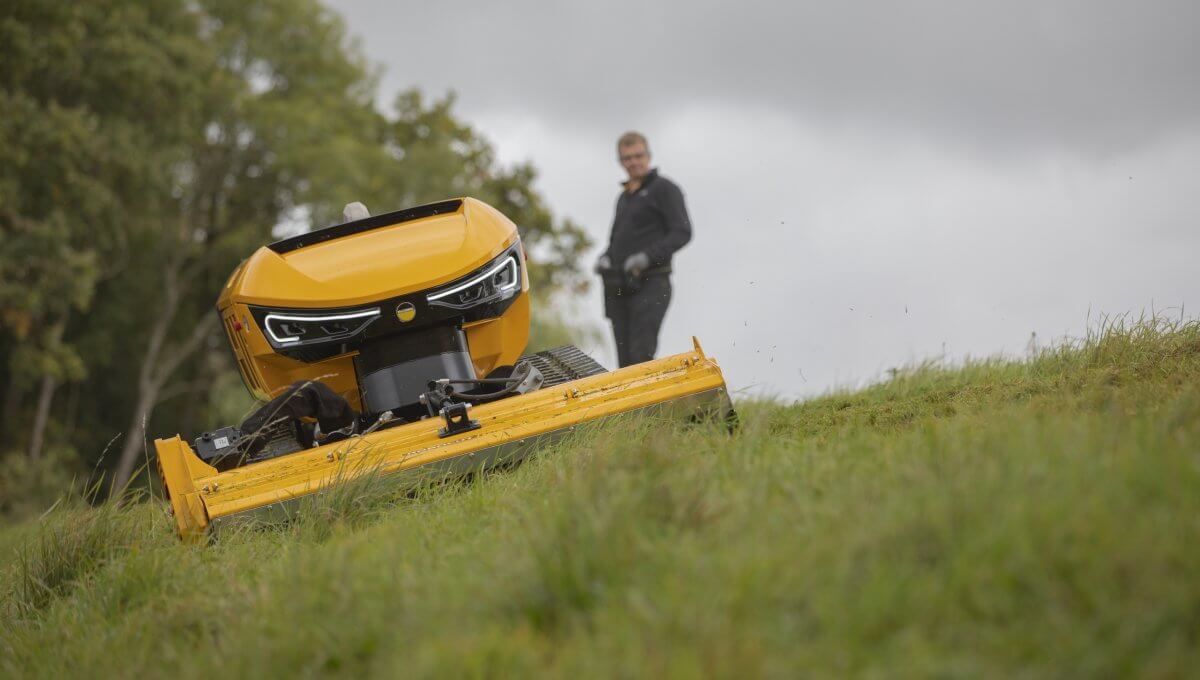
top-left (332, 0), bottom-right (1200, 399)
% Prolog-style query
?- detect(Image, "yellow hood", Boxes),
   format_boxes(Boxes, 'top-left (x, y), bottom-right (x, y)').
top-left (222, 198), bottom-right (519, 309)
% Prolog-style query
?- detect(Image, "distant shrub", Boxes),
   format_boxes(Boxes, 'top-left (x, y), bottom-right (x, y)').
top-left (0, 446), bottom-right (85, 520)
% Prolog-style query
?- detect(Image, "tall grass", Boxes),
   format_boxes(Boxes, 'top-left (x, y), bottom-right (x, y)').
top-left (2, 317), bottom-right (1198, 677)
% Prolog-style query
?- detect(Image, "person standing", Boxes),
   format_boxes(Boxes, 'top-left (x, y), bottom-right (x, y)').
top-left (595, 131), bottom-right (692, 368)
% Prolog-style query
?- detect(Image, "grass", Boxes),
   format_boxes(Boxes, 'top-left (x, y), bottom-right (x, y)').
top-left (2, 317), bottom-right (1199, 677)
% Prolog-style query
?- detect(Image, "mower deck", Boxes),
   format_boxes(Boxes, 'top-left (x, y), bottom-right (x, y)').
top-left (156, 339), bottom-right (731, 541)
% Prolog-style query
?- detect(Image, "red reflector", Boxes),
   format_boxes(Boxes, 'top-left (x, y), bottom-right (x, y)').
top-left (232, 320), bottom-right (243, 331)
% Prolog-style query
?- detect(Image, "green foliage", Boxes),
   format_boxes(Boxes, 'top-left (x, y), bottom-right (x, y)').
top-left (0, 447), bottom-right (83, 519)
top-left (0, 0), bottom-right (208, 371)
top-left (2, 319), bottom-right (1199, 676)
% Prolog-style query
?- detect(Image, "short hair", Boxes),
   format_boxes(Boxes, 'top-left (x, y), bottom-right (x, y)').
top-left (617, 131), bottom-right (649, 151)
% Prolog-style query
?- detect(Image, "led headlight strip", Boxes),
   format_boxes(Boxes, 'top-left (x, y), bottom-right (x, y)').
top-left (426, 254), bottom-right (519, 305)
top-left (263, 308), bottom-right (381, 345)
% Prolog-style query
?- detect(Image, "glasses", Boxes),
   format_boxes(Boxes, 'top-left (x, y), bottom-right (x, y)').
top-left (619, 151), bottom-right (647, 162)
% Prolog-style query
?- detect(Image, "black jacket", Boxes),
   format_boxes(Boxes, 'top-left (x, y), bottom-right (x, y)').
top-left (604, 168), bottom-right (692, 272)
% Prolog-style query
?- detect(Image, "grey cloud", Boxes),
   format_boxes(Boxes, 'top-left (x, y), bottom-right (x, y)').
top-left (337, 0), bottom-right (1200, 156)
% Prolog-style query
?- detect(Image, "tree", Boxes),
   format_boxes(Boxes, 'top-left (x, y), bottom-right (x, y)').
top-left (0, 0), bottom-right (208, 462)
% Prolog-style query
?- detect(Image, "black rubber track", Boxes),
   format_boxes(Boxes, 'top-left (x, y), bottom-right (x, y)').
top-left (518, 345), bottom-right (607, 388)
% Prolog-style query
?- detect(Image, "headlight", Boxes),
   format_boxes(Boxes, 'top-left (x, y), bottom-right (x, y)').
top-left (263, 308), bottom-right (380, 346)
top-left (426, 254), bottom-right (520, 310)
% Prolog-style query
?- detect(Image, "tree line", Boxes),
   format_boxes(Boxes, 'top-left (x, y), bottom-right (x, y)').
top-left (0, 0), bottom-right (591, 511)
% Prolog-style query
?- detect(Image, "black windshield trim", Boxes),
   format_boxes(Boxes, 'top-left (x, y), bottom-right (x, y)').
top-left (267, 199), bottom-right (464, 255)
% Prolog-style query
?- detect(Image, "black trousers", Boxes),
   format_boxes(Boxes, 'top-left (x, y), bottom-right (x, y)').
top-left (604, 273), bottom-right (672, 368)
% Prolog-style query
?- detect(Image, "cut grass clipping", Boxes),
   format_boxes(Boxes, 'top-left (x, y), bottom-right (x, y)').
top-left (2, 316), bottom-right (1199, 677)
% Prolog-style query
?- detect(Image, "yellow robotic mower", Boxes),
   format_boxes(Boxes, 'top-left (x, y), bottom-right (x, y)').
top-left (155, 198), bottom-right (732, 541)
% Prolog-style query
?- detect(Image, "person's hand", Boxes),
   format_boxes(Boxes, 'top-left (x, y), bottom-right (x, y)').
top-left (593, 254), bottom-right (612, 274)
top-left (623, 252), bottom-right (650, 278)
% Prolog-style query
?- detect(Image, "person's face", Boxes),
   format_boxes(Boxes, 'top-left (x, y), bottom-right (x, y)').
top-left (619, 142), bottom-right (651, 181)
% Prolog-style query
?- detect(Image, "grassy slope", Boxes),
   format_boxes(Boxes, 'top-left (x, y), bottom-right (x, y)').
top-left (2, 320), bottom-right (1199, 678)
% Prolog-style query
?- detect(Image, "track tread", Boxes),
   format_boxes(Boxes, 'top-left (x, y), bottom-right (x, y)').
top-left (519, 345), bottom-right (607, 388)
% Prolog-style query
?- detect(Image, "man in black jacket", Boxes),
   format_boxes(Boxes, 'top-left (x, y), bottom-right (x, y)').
top-left (595, 131), bottom-right (692, 367)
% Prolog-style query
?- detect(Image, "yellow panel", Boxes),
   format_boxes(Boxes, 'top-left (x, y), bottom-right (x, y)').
top-left (155, 436), bottom-right (215, 541)
top-left (228, 198), bottom-right (519, 309)
top-left (221, 300), bottom-right (364, 407)
top-left (464, 293), bottom-right (530, 377)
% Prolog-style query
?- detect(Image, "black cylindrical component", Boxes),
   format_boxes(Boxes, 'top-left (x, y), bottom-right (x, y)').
top-left (354, 326), bottom-right (476, 415)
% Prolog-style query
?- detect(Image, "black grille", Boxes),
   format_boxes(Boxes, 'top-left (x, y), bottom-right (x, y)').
top-left (268, 199), bottom-right (463, 254)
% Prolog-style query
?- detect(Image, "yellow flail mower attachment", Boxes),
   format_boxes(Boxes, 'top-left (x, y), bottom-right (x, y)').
top-left (157, 338), bottom-right (731, 541)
